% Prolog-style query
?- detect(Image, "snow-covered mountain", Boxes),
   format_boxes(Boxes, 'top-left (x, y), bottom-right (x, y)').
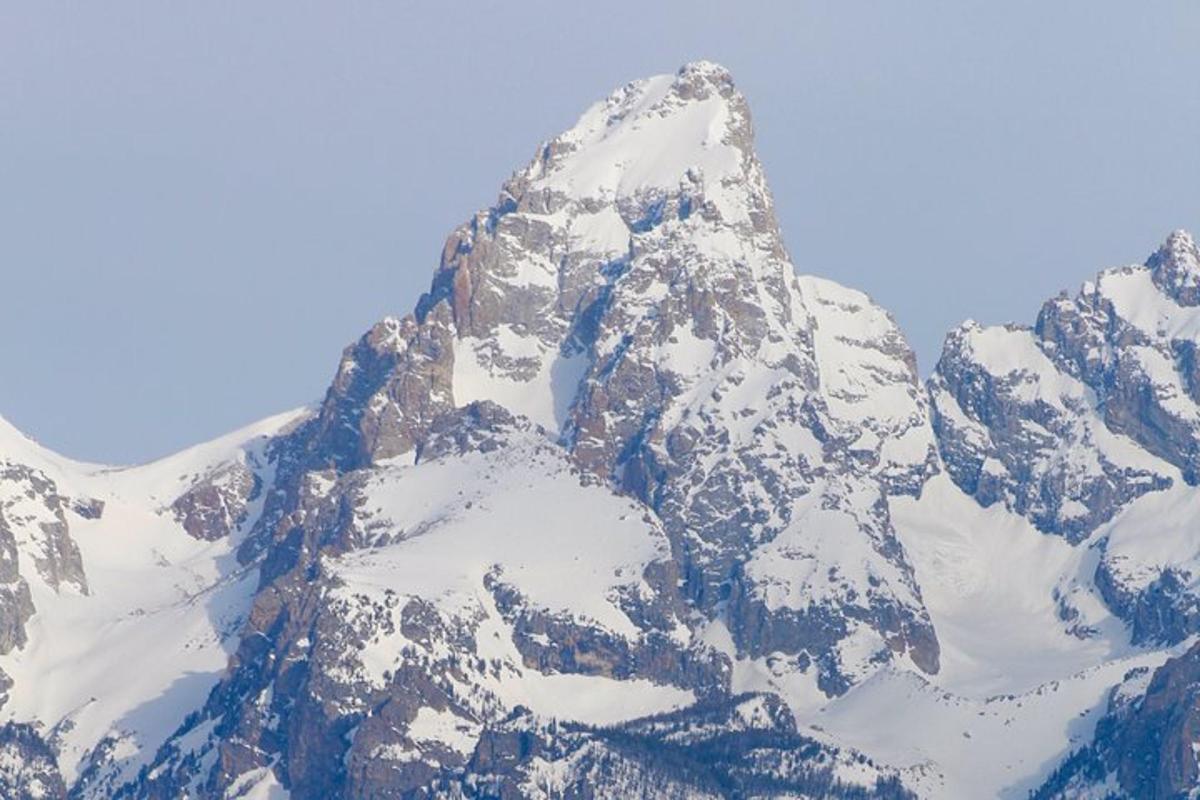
top-left (2, 62), bottom-right (1199, 799)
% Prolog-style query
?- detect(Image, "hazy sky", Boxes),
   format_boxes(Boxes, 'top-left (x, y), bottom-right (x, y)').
top-left (3, 2), bottom-right (1199, 464)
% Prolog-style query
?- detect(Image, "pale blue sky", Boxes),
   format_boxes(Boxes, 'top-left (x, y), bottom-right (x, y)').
top-left (3, 2), bottom-right (1198, 464)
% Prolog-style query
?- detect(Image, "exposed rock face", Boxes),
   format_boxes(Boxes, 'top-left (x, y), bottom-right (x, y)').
top-left (1096, 567), bottom-right (1200, 648)
top-left (444, 693), bottom-right (916, 800)
top-left (1035, 642), bottom-right (1200, 800)
top-left (307, 311), bottom-right (458, 471)
top-left (1037, 230), bottom-right (1200, 484)
top-left (0, 460), bottom-right (92, 655)
top-left (170, 461), bottom-right (261, 541)
top-left (0, 564), bottom-right (34, 655)
top-left (930, 231), bottom-right (1200, 646)
top-left (932, 232), bottom-right (1200, 541)
top-left (0, 722), bottom-right (67, 800)
top-left (931, 322), bottom-right (1172, 543)
top-left (0, 463), bottom-right (89, 596)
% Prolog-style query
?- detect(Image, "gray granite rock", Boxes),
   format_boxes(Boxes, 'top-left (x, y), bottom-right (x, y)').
top-left (0, 722), bottom-right (67, 800)
top-left (1035, 642), bottom-right (1200, 800)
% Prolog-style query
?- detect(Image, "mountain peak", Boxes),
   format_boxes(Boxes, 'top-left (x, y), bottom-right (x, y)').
top-left (512, 60), bottom-right (760, 228)
top-left (1162, 227), bottom-right (1196, 251)
top-left (288, 60), bottom-right (940, 697)
top-left (1148, 227), bottom-right (1200, 304)
top-left (672, 59), bottom-right (737, 98)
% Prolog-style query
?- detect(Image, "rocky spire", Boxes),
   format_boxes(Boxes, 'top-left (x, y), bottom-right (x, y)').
top-left (1148, 228), bottom-right (1200, 305)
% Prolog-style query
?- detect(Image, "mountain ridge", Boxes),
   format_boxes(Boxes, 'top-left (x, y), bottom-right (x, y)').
top-left (1, 61), bottom-right (1198, 799)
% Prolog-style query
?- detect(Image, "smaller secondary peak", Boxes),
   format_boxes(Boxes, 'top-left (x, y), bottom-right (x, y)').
top-left (672, 59), bottom-right (737, 100)
top-left (676, 59), bottom-right (733, 78)
top-left (1148, 228), bottom-right (1200, 305)
top-left (1155, 228), bottom-right (1197, 262)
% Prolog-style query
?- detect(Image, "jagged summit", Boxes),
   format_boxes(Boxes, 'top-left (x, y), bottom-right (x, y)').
top-left (332, 60), bottom-right (809, 460)
top-left (674, 58), bottom-right (736, 84)
top-left (520, 60), bottom-right (759, 224)
top-left (1148, 227), bottom-right (1200, 304)
top-left (1150, 227), bottom-right (1197, 264)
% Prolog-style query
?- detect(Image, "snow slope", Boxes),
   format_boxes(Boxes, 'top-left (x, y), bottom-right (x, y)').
top-left (0, 409), bottom-right (307, 793)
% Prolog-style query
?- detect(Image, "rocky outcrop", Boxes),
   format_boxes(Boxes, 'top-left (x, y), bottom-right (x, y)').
top-left (1035, 643), bottom-right (1200, 800)
top-left (1037, 230), bottom-right (1200, 484)
top-left (449, 694), bottom-right (917, 800)
top-left (0, 722), bottom-right (67, 800)
top-left (930, 321), bottom-right (1173, 543)
top-left (1095, 560), bottom-right (1200, 647)
top-left (310, 311), bottom-right (458, 471)
top-left (0, 566), bottom-right (34, 654)
top-left (0, 463), bottom-right (88, 595)
top-left (0, 460), bottom-right (91, 654)
top-left (0, 504), bottom-right (33, 653)
top-left (170, 461), bottom-right (262, 541)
